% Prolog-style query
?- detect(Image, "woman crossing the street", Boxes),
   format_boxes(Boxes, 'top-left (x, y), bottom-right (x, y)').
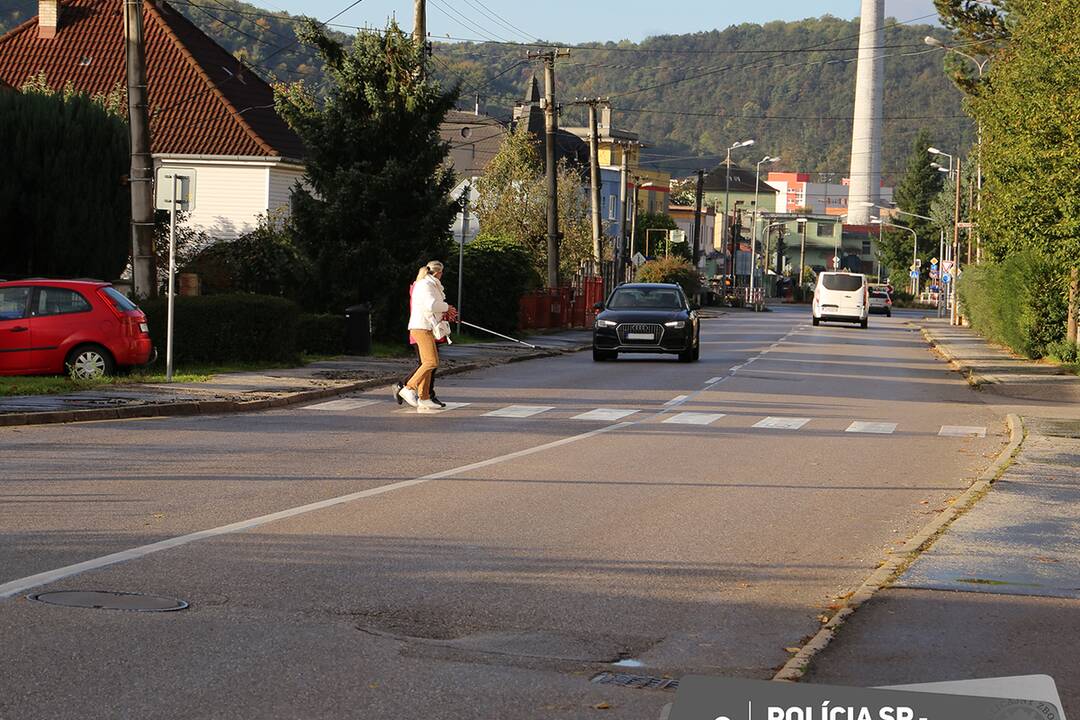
top-left (397, 261), bottom-right (456, 412)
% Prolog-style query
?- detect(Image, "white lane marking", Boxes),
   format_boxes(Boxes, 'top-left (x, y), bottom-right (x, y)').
top-left (664, 395), bottom-right (688, 406)
top-left (663, 412), bottom-right (726, 426)
top-left (395, 402), bottom-right (471, 414)
top-left (0, 421), bottom-right (633, 600)
top-left (572, 408), bottom-right (638, 422)
top-left (939, 425), bottom-right (987, 438)
top-left (301, 399), bottom-right (379, 411)
top-left (743, 357), bottom-right (757, 364)
top-left (753, 416), bottom-right (811, 430)
top-left (729, 364), bottom-right (744, 373)
top-left (705, 377), bottom-right (723, 384)
top-left (483, 405), bottom-right (554, 418)
top-left (846, 421), bottom-right (897, 434)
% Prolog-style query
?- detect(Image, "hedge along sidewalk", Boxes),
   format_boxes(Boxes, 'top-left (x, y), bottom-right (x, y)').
top-left (915, 317), bottom-right (1080, 404)
top-left (0, 330), bottom-right (593, 428)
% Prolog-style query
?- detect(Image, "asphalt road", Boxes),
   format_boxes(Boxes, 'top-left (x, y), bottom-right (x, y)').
top-left (0, 306), bottom-right (1006, 719)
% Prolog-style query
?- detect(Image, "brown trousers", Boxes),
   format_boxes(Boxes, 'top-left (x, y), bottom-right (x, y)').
top-left (405, 330), bottom-right (439, 400)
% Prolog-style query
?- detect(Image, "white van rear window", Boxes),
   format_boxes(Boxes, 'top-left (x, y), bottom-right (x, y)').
top-left (821, 274), bottom-right (864, 292)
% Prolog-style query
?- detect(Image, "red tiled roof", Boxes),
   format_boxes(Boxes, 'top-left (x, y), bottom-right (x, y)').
top-left (0, 0), bottom-right (304, 160)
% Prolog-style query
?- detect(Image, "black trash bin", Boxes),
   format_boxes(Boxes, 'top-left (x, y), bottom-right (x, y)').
top-left (344, 303), bottom-right (372, 355)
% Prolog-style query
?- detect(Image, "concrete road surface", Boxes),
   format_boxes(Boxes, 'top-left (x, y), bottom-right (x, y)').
top-left (0, 306), bottom-right (1005, 719)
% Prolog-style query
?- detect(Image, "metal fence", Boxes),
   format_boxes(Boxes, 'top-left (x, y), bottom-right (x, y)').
top-left (517, 261), bottom-right (631, 331)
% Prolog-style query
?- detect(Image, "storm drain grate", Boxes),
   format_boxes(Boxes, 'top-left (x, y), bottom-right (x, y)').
top-left (28, 591), bottom-right (188, 612)
top-left (591, 672), bottom-right (679, 691)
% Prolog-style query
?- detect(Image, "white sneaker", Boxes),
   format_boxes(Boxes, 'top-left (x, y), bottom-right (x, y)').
top-left (417, 398), bottom-right (441, 412)
top-left (398, 386), bottom-right (419, 407)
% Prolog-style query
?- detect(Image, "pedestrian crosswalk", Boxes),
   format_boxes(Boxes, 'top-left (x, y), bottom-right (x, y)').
top-left (299, 397), bottom-right (990, 439)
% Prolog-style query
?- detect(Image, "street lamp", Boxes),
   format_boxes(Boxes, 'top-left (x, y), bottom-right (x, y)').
top-left (857, 200), bottom-right (932, 223)
top-left (724, 139), bottom-right (755, 284)
top-left (796, 217), bottom-right (808, 287)
top-left (872, 218), bottom-right (919, 294)
top-left (750, 155), bottom-right (780, 305)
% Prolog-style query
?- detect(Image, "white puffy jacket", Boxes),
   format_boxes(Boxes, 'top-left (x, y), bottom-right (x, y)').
top-left (408, 275), bottom-right (450, 331)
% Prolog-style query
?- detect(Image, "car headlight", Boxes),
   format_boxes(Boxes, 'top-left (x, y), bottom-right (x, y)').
top-left (595, 318), bottom-right (617, 328)
top-left (664, 320), bottom-right (685, 329)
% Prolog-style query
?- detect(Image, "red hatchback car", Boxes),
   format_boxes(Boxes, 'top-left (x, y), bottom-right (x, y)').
top-left (0, 279), bottom-right (154, 378)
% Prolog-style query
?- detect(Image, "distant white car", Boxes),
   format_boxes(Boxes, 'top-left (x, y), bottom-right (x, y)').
top-left (869, 289), bottom-right (892, 317)
top-left (812, 271), bottom-right (869, 328)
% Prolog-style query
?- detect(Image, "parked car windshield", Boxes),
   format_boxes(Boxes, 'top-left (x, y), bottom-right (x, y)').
top-left (608, 288), bottom-right (684, 309)
top-left (821, 274), bottom-right (864, 292)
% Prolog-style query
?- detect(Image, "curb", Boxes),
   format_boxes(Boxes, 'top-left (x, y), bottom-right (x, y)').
top-left (917, 325), bottom-right (997, 388)
top-left (772, 413), bottom-right (1025, 682)
top-left (0, 344), bottom-right (588, 429)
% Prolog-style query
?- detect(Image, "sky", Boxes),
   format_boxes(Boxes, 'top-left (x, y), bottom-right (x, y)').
top-left (264, 0), bottom-right (940, 44)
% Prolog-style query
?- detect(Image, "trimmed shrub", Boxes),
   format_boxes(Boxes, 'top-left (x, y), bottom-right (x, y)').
top-left (958, 250), bottom-right (1067, 359)
top-left (442, 234), bottom-right (539, 333)
top-left (297, 313), bottom-right (345, 355)
top-left (635, 257), bottom-right (702, 298)
top-left (142, 294), bottom-right (300, 364)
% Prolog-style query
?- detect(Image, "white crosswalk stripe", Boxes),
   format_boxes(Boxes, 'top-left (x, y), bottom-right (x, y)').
top-left (845, 421), bottom-right (897, 434)
top-left (664, 395), bottom-right (688, 406)
top-left (395, 402), bottom-right (471, 415)
top-left (753, 416), bottom-right (811, 430)
top-left (483, 405), bottom-right (555, 418)
top-left (662, 412), bottom-right (726, 426)
top-left (301, 399), bottom-right (380, 411)
top-left (571, 408), bottom-right (638, 422)
top-left (939, 425), bottom-right (987, 437)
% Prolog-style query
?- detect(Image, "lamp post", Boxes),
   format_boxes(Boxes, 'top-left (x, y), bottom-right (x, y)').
top-left (796, 217), bottom-right (807, 287)
top-left (750, 155), bottom-right (780, 304)
top-left (724, 139), bottom-right (755, 283)
top-left (872, 218), bottom-right (919, 294)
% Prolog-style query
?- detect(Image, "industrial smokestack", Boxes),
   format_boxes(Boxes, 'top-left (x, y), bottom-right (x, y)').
top-left (846, 0), bottom-right (884, 225)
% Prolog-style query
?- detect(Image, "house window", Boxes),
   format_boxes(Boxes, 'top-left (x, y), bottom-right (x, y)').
top-left (817, 222), bottom-right (833, 237)
top-left (862, 240), bottom-right (872, 255)
top-left (608, 194), bottom-right (617, 220)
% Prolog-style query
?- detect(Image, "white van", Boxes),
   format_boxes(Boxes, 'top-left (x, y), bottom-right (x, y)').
top-left (812, 272), bottom-right (869, 328)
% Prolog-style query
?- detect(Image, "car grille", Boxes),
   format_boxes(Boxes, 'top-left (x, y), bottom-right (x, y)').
top-left (617, 322), bottom-right (664, 344)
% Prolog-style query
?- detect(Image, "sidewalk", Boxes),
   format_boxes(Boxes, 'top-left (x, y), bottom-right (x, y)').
top-left (0, 330), bottom-right (592, 427)
top-left (798, 319), bottom-right (1080, 716)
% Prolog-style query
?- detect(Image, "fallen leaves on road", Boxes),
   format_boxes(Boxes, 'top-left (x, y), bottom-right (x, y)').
top-left (593, 701), bottom-right (611, 710)
top-left (817, 614), bottom-right (831, 624)
top-left (784, 647), bottom-right (801, 653)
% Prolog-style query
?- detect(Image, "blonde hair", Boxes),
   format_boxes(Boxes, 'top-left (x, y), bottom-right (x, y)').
top-left (416, 260), bottom-right (444, 281)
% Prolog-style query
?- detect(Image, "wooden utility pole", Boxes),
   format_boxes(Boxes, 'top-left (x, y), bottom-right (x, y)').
top-left (691, 169), bottom-right (705, 267)
top-left (124, 0), bottom-right (155, 298)
top-left (528, 49), bottom-right (569, 288)
top-left (413, 0), bottom-right (425, 51)
top-left (584, 98), bottom-right (608, 263)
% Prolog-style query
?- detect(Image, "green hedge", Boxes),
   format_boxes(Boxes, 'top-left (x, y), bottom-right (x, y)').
top-left (297, 313), bottom-right (345, 355)
top-left (957, 250), bottom-right (1067, 359)
top-left (635, 257), bottom-right (702, 298)
top-left (442, 234), bottom-right (539, 333)
top-left (142, 294), bottom-right (300, 364)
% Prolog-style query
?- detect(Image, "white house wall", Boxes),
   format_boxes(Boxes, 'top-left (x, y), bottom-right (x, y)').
top-left (268, 165), bottom-right (306, 217)
top-left (156, 158), bottom-right (271, 240)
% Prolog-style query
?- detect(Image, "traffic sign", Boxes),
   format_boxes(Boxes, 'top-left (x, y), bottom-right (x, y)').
top-left (909, 270), bottom-right (919, 279)
top-left (931, 257), bottom-right (938, 266)
top-left (942, 272), bottom-right (951, 283)
top-left (632, 252), bottom-right (647, 267)
top-left (942, 260), bottom-right (955, 273)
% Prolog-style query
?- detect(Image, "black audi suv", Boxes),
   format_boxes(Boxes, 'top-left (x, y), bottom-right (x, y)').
top-left (592, 283), bottom-right (700, 362)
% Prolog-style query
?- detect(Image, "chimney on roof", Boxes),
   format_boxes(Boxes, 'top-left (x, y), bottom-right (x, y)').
top-left (600, 106), bottom-right (612, 132)
top-left (38, 0), bottom-right (60, 39)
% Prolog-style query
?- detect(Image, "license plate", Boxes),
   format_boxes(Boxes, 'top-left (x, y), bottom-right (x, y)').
top-left (627, 332), bottom-right (655, 340)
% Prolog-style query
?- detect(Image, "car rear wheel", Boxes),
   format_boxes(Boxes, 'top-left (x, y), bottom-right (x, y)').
top-left (812, 317), bottom-right (820, 326)
top-left (860, 318), bottom-right (869, 329)
top-left (66, 344), bottom-right (115, 380)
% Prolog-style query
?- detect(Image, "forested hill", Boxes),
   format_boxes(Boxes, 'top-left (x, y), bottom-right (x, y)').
top-left (0, 1), bottom-right (974, 182)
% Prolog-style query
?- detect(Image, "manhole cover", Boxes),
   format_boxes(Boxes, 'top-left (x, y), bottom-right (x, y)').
top-left (28, 590), bottom-right (188, 612)
top-left (591, 672), bottom-right (679, 691)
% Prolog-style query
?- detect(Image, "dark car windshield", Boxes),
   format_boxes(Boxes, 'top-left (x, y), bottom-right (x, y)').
top-left (608, 287), bottom-right (684, 309)
top-left (821, 274), bottom-right (864, 292)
